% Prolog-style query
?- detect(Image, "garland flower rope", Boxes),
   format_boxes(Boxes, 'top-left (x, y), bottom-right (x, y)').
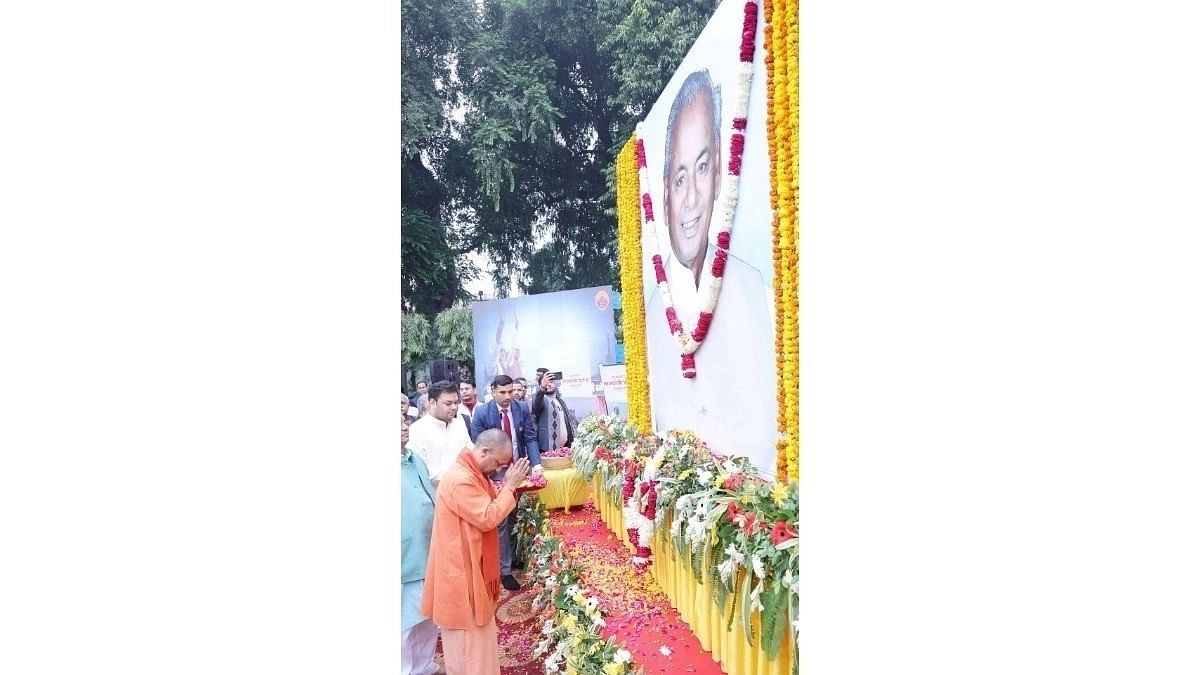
top-left (765, 0), bottom-right (786, 482)
top-left (765, 0), bottom-right (800, 482)
top-left (638, 0), bottom-right (760, 379)
top-left (616, 136), bottom-right (653, 435)
top-left (783, 0), bottom-right (799, 482)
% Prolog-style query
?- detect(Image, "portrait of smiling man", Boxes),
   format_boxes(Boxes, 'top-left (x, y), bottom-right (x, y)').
top-left (665, 70), bottom-right (724, 289)
top-left (644, 66), bottom-right (780, 475)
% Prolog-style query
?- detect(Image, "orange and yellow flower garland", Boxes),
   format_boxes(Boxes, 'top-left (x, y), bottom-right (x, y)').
top-left (616, 136), bottom-right (652, 435)
top-left (767, 0), bottom-right (800, 482)
top-left (787, 0), bottom-right (799, 483)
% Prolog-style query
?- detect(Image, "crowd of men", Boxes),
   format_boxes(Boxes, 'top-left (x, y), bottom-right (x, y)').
top-left (401, 369), bottom-right (578, 675)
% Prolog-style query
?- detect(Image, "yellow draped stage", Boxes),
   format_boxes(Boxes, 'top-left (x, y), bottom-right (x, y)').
top-left (592, 477), bottom-right (795, 675)
top-left (535, 466), bottom-right (591, 511)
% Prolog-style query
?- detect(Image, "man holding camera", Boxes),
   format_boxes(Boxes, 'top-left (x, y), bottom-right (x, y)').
top-left (531, 369), bottom-right (576, 455)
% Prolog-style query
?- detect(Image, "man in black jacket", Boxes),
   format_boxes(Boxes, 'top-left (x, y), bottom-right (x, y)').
top-left (531, 369), bottom-right (576, 453)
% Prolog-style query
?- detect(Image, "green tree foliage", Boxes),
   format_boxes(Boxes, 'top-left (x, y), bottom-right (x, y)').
top-left (401, 0), bottom-right (719, 303)
top-left (434, 306), bottom-right (475, 371)
top-left (402, 312), bottom-right (433, 374)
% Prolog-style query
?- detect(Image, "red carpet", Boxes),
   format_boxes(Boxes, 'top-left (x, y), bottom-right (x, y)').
top-left (550, 503), bottom-right (725, 675)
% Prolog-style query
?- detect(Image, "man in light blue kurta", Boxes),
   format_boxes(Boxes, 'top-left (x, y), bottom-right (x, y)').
top-left (402, 419), bottom-right (438, 675)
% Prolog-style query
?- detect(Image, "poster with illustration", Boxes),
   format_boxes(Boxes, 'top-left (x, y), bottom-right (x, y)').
top-left (472, 286), bottom-right (616, 422)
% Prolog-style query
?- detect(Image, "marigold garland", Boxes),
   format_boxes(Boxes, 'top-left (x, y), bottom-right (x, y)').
top-left (766, 0), bottom-right (800, 482)
top-left (616, 137), bottom-right (652, 435)
top-left (784, 0), bottom-right (800, 483)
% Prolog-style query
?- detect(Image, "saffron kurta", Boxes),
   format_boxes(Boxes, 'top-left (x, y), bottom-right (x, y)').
top-left (420, 460), bottom-right (517, 629)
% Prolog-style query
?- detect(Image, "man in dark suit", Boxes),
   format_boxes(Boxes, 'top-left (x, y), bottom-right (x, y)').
top-left (469, 374), bottom-right (542, 590)
top-left (531, 369), bottom-right (576, 454)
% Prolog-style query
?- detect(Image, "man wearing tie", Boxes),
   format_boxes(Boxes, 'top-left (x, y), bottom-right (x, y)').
top-left (469, 374), bottom-right (542, 591)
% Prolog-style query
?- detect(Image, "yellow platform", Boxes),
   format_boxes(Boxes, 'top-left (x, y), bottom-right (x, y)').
top-left (535, 466), bottom-right (590, 511)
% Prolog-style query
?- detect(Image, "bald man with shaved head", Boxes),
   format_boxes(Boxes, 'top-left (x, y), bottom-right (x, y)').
top-left (420, 429), bottom-right (530, 674)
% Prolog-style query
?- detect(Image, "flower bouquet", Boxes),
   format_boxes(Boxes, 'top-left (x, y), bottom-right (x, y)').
top-left (541, 446), bottom-right (573, 471)
top-left (493, 472), bottom-right (549, 494)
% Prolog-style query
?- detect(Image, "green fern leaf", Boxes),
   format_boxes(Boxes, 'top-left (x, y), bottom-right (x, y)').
top-left (726, 572), bottom-right (742, 633)
top-left (762, 583), bottom-right (788, 661)
top-left (741, 572), bottom-right (755, 646)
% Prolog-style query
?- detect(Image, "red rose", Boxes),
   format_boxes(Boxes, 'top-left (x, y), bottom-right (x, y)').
top-left (722, 475), bottom-right (744, 491)
top-left (770, 521), bottom-right (798, 546)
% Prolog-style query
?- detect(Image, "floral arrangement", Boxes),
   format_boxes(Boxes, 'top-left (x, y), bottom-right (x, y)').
top-left (524, 506), bottom-right (644, 675)
top-left (764, 0), bottom-right (800, 482)
top-left (574, 416), bottom-right (798, 666)
top-left (543, 446), bottom-right (572, 458)
top-left (615, 137), bottom-right (653, 434)
top-left (514, 492), bottom-right (549, 567)
top-left (571, 415), bottom-right (647, 503)
top-left (638, 1), bottom-right (760, 379)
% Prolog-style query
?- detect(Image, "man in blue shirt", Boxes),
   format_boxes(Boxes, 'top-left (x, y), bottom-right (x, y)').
top-left (401, 417), bottom-right (438, 675)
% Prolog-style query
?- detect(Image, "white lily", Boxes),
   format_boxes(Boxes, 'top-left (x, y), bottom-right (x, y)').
top-left (724, 543), bottom-right (746, 566)
top-left (751, 554), bottom-right (766, 580)
top-left (717, 555), bottom-right (736, 582)
top-left (749, 578), bottom-right (765, 612)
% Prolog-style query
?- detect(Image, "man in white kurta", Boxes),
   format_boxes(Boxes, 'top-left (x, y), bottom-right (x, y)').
top-left (408, 380), bottom-right (473, 489)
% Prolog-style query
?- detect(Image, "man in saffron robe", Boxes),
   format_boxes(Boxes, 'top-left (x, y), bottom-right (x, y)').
top-left (420, 429), bottom-right (530, 675)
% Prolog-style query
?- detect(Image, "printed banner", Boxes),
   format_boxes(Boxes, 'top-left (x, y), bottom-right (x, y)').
top-left (638, 0), bottom-right (778, 475)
